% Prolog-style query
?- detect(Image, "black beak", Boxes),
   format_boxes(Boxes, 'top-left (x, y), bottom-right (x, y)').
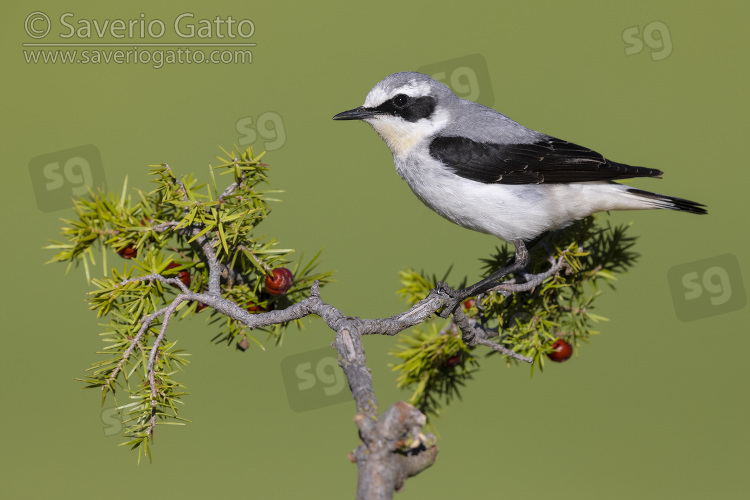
top-left (332, 106), bottom-right (377, 121)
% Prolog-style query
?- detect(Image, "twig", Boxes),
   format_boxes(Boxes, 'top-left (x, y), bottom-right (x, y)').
top-left (145, 296), bottom-right (186, 438)
top-left (488, 251), bottom-right (568, 295)
top-left (451, 308), bottom-right (533, 363)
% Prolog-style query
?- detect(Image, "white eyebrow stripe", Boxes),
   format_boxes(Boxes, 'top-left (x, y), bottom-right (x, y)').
top-left (364, 80), bottom-right (432, 108)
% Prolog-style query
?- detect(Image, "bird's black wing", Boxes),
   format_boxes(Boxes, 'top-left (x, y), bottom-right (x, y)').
top-left (429, 136), bottom-right (663, 185)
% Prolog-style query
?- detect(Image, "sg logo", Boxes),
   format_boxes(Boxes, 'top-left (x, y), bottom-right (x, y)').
top-left (623, 21), bottom-right (673, 61)
top-left (236, 111), bottom-right (286, 152)
top-left (281, 347), bottom-right (350, 412)
top-left (418, 54), bottom-right (495, 108)
top-left (668, 254), bottom-right (746, 322)
top-left (28, 144), bottom-right (107, 212)
top-left (101, 407), bottom-right (123, 437)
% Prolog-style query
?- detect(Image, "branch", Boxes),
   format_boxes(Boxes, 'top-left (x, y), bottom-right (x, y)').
top-left (194, 231), bottom-right (222, 296)
top-left (218, 157), bottom-right (247, 201)
top-left (336, 328), bottom-right (378, 419)
top-left (352, 401), bottom-right (437, 499)
top-left (451, 308), bottom-right (533, 363)
top-left (103, 278), bottom-right (449, 496)
top-left (145, 295), bottom-right (185, 437)
top-left (488, 251), bottom-right (569, 295)
top-left (105, 245), bottom-right (564, 495)
top-left (151, 219), bottom-right (224, 297)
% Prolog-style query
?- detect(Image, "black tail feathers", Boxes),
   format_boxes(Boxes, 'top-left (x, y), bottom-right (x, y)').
top-left (627, 188), bottom-right (708, 215)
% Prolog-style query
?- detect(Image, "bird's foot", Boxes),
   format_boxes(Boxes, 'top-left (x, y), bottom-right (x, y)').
top-left (435, 239), bottom-right (530, 319)
top-left (436, 282), bottom-right (468, 319)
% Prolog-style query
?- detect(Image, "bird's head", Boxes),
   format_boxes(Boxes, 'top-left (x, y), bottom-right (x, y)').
top-left (333, 72), bottom-right (455, 155)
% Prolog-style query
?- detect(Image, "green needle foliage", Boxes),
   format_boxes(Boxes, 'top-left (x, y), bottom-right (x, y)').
top-left (390, 322), bottom-right (480, 421)
top-left (47, 147), bottom-right (332, 461)
top-left (47, 143), bottom-right (640, 460)
top-left (391, 216), bottom-right (638, 419)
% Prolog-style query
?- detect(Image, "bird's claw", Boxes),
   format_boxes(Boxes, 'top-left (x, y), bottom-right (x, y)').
top-left (436, 282), bottom-right (462, 318)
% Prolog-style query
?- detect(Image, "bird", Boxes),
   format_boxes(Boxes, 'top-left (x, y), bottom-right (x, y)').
top-left (332, 71), bottom-right (706, 314)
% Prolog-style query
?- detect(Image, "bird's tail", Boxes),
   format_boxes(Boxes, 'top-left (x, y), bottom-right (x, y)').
top-left (626, 187), bottom-right (708, 214)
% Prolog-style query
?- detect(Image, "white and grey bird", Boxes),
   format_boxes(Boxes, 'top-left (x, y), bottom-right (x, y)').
top-left (332, 71), bottom-right (706, 309)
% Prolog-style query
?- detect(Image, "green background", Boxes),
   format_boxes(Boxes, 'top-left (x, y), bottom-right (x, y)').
top-left (2, 1), bottom-right (748, 498)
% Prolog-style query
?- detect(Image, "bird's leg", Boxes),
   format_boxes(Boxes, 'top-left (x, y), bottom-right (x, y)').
top-left (437, 238), bottom-right (529, 318)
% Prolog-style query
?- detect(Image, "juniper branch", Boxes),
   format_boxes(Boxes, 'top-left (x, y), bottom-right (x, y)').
top-left (451, 308), bottom-right (533, 362)
top-left (488, 250), bottom-right (569, 295)
top-left (56, 150), bottom-right (639, 498)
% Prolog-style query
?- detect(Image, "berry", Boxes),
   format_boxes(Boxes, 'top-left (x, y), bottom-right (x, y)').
top-left (117, 245), bottom-right (137, 259)
top-left (463, 299), bottom-right (475, 310)
top-left (548, 339), bottom-right (573, 362)
top-left (195, 302), bottom-right (208, 312)
top-left (166, 262), bottom-right (190, 287)
top-left (445, 354), bottom-right (461, 367)
top-left (265, 267), bottom-right (294, 295)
